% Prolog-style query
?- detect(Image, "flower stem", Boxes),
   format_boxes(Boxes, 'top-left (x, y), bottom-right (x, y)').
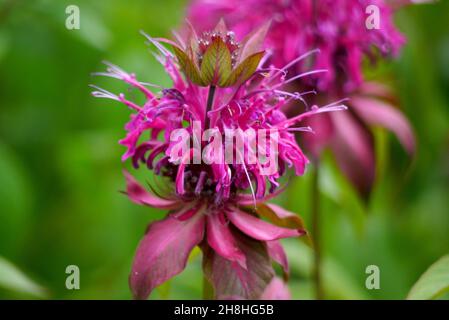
top-left (205, 85), bottom-right (216, 129)
top-left (311, 161), bottom-right (323, 300)
top-left (202, 275), bottom-right (214, 300)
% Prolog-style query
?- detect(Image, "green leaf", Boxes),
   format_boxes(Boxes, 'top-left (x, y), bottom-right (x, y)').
top-left (407, 255), bottom-right (449, 300)
top-left (172, 45), bottom-right (205, 85)
top-left (0, 256), bottom-right (47, 298)
top-left (222, 51), bottom-right (264, 87)
top-left (200, 37), bottom-right (232, 86)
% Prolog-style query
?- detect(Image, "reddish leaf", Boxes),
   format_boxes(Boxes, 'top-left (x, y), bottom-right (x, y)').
top-left (351, 96), bottom-right (415, 155)
top-left (129, 212), bottom-right (205, 299)
top-left (206, 212), bottom-right (247, 269)
top-left (227, 207), bottom-right (303, 241)
top-left (202, 232), bottom-right (274, 299)
top-left (124, 171), bottom-right (180, 209)
top-left (266, 240), bottom-right (289, 280)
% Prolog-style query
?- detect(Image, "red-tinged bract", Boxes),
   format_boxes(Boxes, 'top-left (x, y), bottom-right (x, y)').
top-left (91, 24), bottom-right (345, 299)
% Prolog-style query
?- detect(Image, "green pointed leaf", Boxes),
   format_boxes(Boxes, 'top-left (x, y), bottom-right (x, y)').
top-left (0, 256), bottom-right (47, 298)
top-left (407, 255), bottom-right (449, 300)
top-left (222, 51), bottom-right (264, 87)
top-left (200, 37), bottom-right (232, 86)
top-left (172, 45), bottom-right (204, 85)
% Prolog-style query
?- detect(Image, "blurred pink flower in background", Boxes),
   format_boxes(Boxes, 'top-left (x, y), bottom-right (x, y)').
top-left (187, 0), bottom-right (418, 197)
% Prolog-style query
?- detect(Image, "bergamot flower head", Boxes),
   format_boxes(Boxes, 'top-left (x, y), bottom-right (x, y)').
top-left (91, 25), bottom-right (346, 300)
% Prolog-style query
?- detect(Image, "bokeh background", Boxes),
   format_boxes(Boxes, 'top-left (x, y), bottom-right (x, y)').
top-left (0, 0), bottom-right (448, 299)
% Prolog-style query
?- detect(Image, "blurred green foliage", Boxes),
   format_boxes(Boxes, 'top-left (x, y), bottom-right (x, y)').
top-left (0, 0), bottom-right (448, 299)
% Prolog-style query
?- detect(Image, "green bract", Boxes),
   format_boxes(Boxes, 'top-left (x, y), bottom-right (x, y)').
top-left (172, 20), bottom-right (270, 87)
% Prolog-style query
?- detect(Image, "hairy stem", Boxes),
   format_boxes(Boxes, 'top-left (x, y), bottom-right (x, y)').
top-left (205, 85), bottom-right (216, 129)
top-left (312, 162), bottom-right (323, 300)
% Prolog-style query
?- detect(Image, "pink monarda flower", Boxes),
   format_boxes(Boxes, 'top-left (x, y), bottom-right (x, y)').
top-left (91, 23), bottom-right (345, 300)
top-left (187, 0), bottom-right (419, 197)
top-left (188, 0), bottom-right (408, 91)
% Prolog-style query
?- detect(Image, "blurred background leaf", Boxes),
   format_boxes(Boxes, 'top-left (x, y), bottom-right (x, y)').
top-left (0, 256), bottom-right (47, 298)
top-left (285, 240), bottom-right (369, 300)
top-left (407, 255), bottom-right (449, 300)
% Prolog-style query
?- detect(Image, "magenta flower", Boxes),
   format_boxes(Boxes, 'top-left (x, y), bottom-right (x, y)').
top-left (91, 23), bottom-right (345, 299)
top-left (188, 0), bottom-right (408, 91)
top-left (187, 0), bottom-right (417, 197)
top-left (303, 82), bottom-right (415, 196)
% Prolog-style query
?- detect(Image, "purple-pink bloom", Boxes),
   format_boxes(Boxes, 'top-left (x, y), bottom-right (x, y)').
top-left (305, 82), bottom-right (415, 195)
top-left (92, 24), bottom-right (345, 299)
top-left (187, 0), bottom-right (417, 197)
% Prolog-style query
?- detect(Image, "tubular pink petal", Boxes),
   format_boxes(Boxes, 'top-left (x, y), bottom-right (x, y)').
top-left (202, 232), bottom-right (274, 299)
top-left (119, 129), bottom-right (143, 161)
top-left (175, 163), bottom-right (186, 195)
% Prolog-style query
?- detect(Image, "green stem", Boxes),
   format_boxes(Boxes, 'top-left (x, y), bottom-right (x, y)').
top-left (202, 275), bottom-right (213, 300)
top-left (205, 85), bottom-right (216, 129)
top-left (312, 161), bottom-right (323, 300)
